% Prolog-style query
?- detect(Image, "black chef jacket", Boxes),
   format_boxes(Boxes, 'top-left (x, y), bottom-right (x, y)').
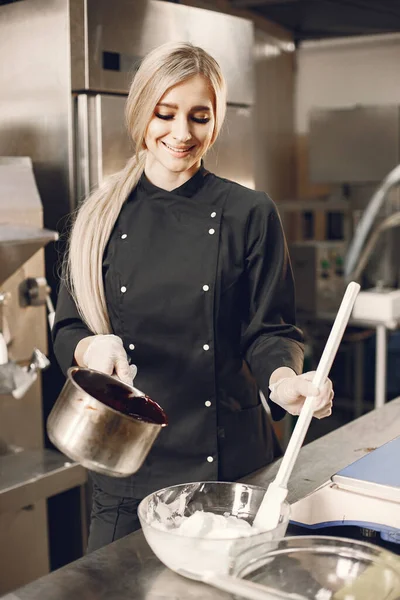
top-left (53, 166), bottom-right (304, 498)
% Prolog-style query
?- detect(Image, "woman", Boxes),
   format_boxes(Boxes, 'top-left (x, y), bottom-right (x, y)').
top-left (53, 41), bottom-right (334, 553)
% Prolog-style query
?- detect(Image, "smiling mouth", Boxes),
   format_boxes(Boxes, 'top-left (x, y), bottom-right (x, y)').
top-left (162, 141), bottom-right (195, 154)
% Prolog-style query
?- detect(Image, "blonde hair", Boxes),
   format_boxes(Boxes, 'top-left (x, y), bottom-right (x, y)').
top-left (65, 42), bottom-right (227, 334)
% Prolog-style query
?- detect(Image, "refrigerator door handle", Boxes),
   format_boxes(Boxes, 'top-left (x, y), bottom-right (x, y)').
top-left (75, 94), bottom-right (91, 203)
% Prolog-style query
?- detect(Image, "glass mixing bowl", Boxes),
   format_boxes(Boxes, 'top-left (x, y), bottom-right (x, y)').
top-left (138, 481), bottom-right (290, 577)
top-left (232, 535), bottom-right (400, 600)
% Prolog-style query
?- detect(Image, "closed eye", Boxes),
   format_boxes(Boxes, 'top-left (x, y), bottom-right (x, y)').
top-left (155, 113), bottom-right (174, 121)
top-left (155, 113), bottom-right (210, 124)
top-left (191, 116), bottom-right (210, 124)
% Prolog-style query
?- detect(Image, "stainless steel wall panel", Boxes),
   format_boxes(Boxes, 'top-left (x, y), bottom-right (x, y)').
top-left (0, 0), bottom-right (74, 224)
top-left (253, 28), bottom-right (296, 200)
top-left (309, 105), bottom-right (400, 184)
top-left (205, 105), bottom-right (255, 189)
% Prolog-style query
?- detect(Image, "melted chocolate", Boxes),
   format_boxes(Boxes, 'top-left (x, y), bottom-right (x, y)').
top-left (74, 370), bottom-right (167, 425)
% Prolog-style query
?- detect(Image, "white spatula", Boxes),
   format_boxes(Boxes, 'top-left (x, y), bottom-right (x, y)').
top-left (253, 281), bottom-right (361, 531)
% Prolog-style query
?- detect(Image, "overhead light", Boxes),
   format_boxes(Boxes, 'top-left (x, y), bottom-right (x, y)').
top-left (254, 39), bottom-right (295, 58)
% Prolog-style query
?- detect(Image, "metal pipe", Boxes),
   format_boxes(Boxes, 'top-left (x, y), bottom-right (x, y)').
top-left (350, 212), bottom-right (400, 282)
top-left (345, 164), bottom-right (400, 280)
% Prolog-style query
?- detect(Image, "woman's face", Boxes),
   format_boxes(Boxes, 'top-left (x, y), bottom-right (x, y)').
top-left (144, 74), bottom-right (215, 188)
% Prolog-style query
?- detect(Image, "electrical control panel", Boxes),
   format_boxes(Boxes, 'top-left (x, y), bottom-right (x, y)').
top-left (289, 241), bottom-right (348, 314)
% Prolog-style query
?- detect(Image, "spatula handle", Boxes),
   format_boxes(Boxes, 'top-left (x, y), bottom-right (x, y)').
top-left (275, 281), bottom-right (360, 489)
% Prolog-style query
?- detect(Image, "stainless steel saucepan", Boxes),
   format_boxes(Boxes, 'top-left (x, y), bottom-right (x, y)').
top-left (47, 367), bottom-right (168, 477)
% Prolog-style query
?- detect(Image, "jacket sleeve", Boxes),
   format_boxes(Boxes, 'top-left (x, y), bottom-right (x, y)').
top-left (52, 282), bottom-right (94, 376)
top-left (242, 193), bottom-right (304, 421)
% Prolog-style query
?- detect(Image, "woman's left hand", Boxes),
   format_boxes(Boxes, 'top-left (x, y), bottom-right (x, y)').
top-left (269, 371), bottom-right (334, 419)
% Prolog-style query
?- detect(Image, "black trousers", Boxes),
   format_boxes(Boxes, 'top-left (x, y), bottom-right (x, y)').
top-left (87, 483), bottom-right (142, 553)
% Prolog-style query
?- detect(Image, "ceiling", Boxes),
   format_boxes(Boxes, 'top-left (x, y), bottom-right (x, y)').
top-left (2, 0), bottom-right (400, 43)
top-left (229, 0), bottom-right (400, 42)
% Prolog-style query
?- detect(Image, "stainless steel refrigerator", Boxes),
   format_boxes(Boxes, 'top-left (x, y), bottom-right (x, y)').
top-left (73, 1), bottom-right (255, 200)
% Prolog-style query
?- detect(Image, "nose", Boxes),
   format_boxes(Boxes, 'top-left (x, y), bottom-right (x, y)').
top-left (171, 115), bottom-right (192, 143)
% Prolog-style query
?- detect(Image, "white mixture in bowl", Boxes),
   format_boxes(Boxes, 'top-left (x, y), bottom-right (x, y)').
top-left (147, 509), bottom-right (264, 575)
top-left (141, 487), bottom-right (288, 577)
top-left (163, 510), bottom-right (260, 538)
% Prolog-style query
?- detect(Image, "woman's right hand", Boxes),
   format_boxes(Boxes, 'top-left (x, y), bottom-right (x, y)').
top-left (75, 334), bottom-right (137, 386)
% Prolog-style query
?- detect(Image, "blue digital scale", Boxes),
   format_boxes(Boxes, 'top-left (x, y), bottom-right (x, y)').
top-left (290, 436), bottom-right (400, 544)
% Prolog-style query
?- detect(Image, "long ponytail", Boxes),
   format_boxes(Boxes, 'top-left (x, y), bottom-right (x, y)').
top-left (65, 151), bottom-right (146, 334)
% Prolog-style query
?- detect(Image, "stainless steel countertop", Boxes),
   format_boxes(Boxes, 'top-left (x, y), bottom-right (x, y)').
top-left (4, 398), bottom-right (400, 600)
top-left (0, 448), bottom-right (87, 512)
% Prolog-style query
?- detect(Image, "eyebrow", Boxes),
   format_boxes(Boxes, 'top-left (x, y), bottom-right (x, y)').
top-left (156, 103), bottom-right (211, 111)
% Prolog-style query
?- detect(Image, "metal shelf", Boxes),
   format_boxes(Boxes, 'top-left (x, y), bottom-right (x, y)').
top-left (0, 224), bottom-right (58, 286)
top-left (0, 448), bottom-right (87, 513)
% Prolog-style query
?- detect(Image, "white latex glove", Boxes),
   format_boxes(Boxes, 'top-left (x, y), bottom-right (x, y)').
top-left (83, 334), bottom-right (137, 386)
top-left (269, 371), bottom-right (334, 419)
